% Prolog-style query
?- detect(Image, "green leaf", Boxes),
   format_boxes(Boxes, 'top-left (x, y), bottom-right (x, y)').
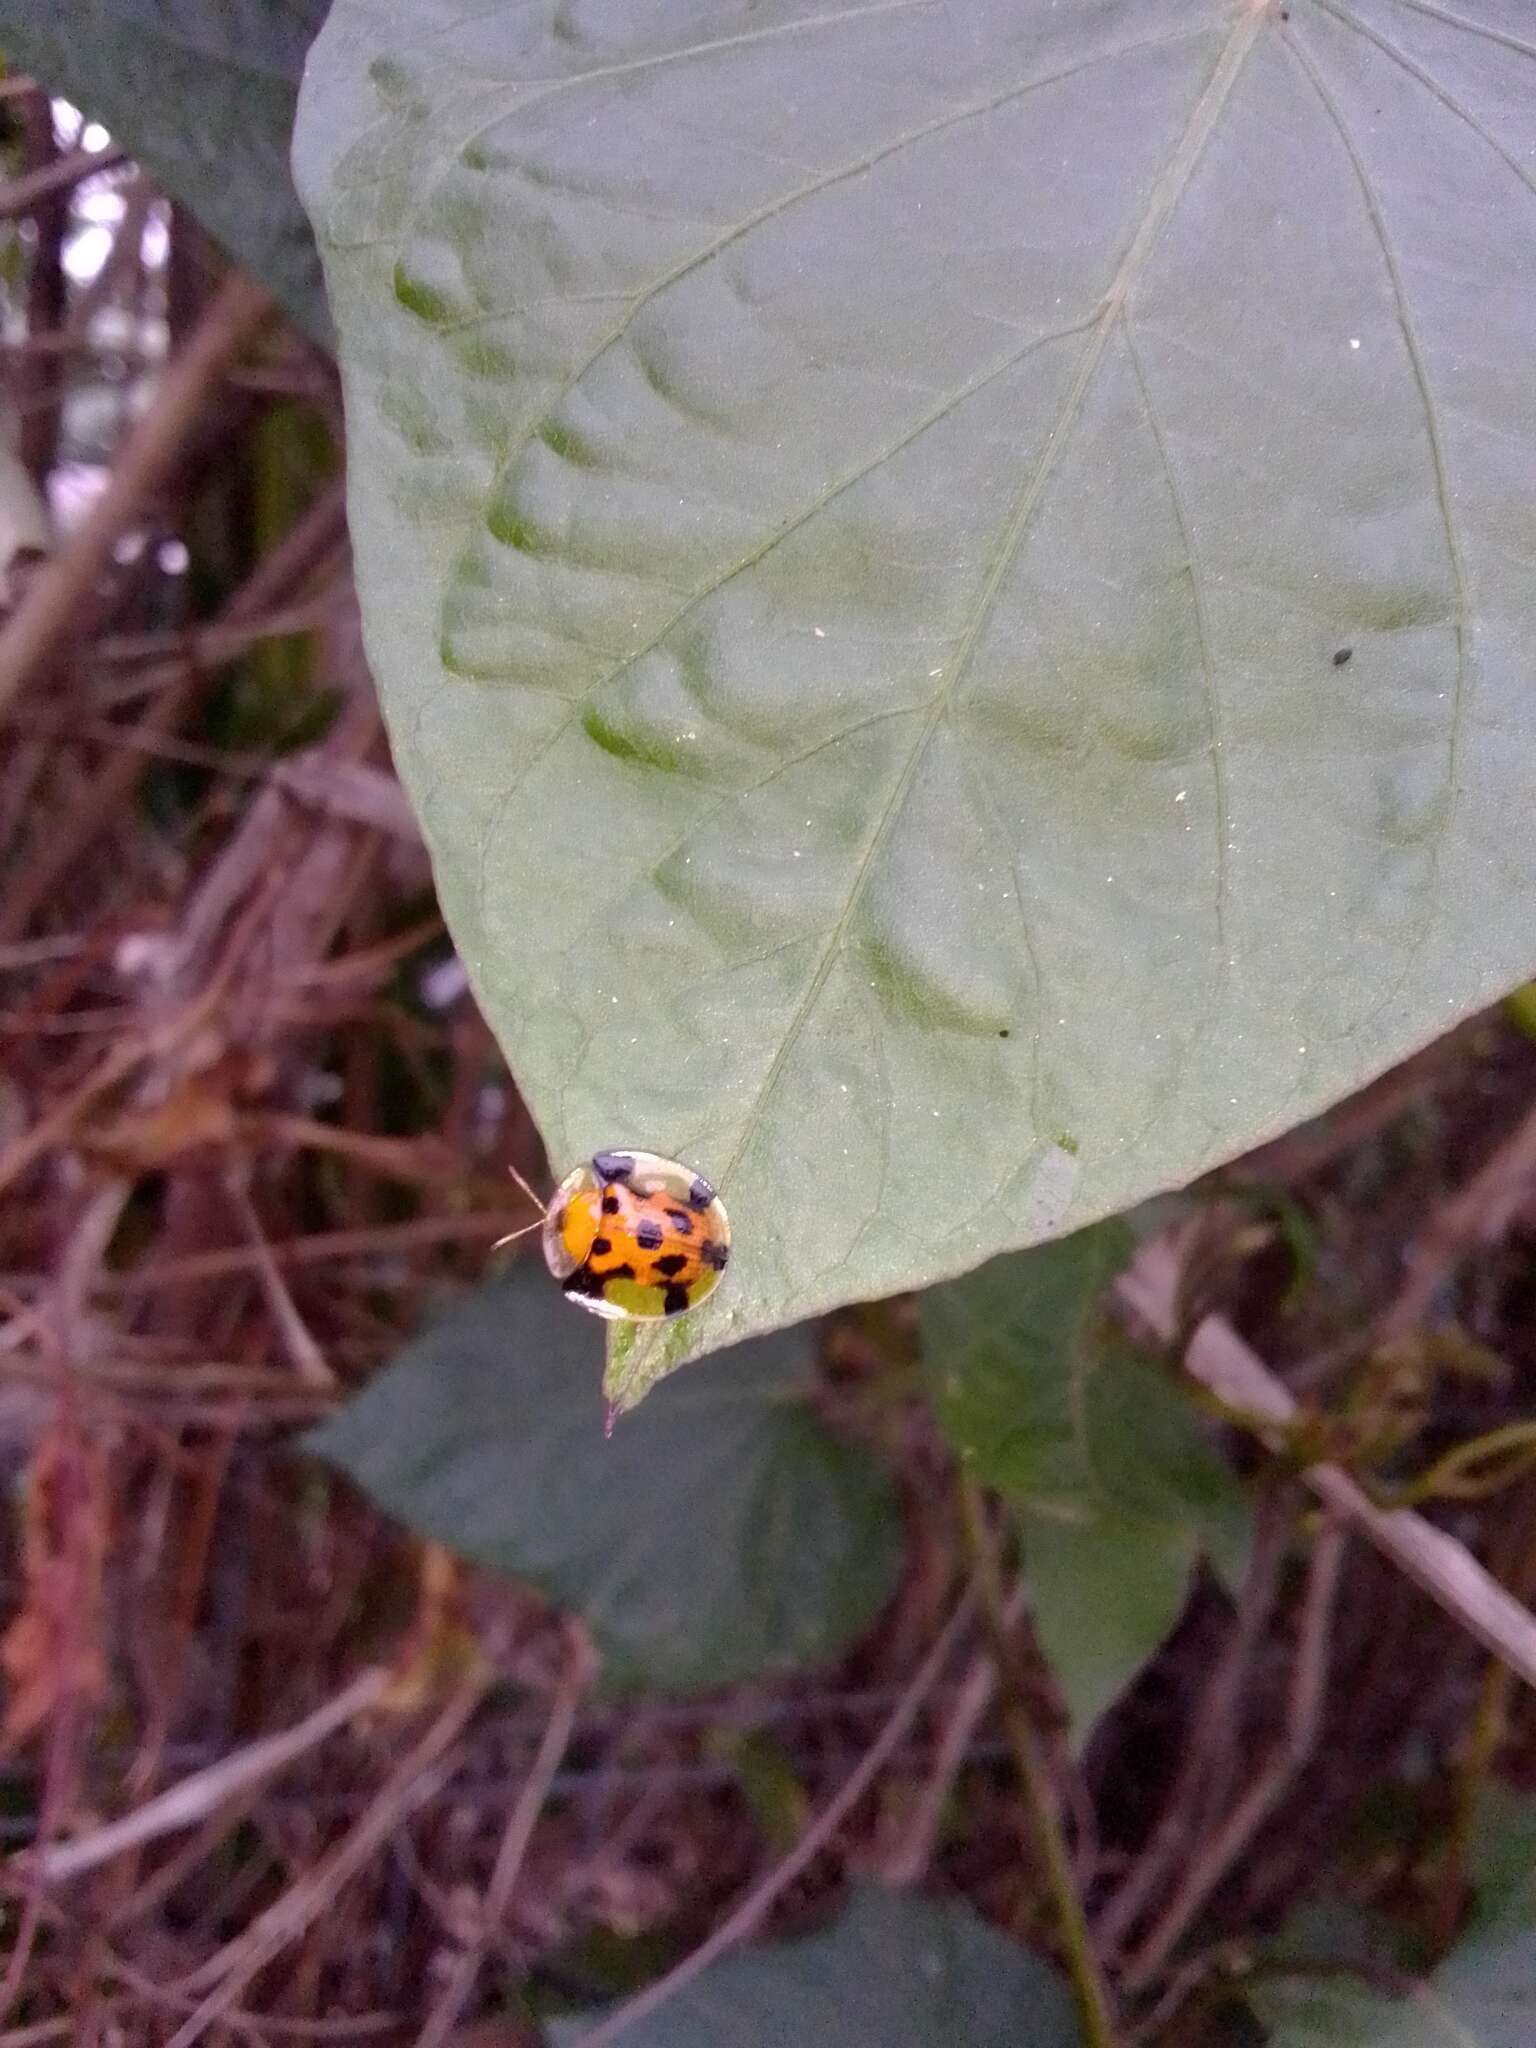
top-left (1464, 1787), bottom-right (1536, 1933)
top-left (703, 1727), bottom-right (811, 1852)
top-left (546, 1885), bottom-right (1079, 2047)
top-left (306, 1265), bottom-right (902, 1693)
top-left (1019, 1511), bottom-right (1203, 1739)
top-left (921, 1224), bottom-right (1250, 1736)
top-left (1255, 1931), bottom-right (1536, 2045)
top-left (922, 1223), bottom-right (1135, 1509)
top-left (0, 0), bottom-right (330, 343)
top-left (1254, 1794), bottom-right (1536, 2046)
top-left (295, 0), bottom-right (1536, 1398)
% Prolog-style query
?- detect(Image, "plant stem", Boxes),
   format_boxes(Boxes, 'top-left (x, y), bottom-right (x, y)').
top-left (956, 1473), bottom-right (1120, 2048)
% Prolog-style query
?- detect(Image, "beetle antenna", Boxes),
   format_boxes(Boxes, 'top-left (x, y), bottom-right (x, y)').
top-left (494, 1162), bottom-right (549, 1250)
top-left (505, 1162), bottom-right (547, 1215)
top-left (492, 1218), bottom-right (543, 1251)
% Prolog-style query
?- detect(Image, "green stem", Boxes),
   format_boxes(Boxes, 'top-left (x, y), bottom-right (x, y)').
top-left (956, 1473), bottom-right (1120, 2048)
top-left (1391, 1420), bottom-right (1536, 1506)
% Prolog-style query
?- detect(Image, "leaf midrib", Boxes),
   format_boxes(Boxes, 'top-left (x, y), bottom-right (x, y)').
top-left (713, 2), bottom-right (1268, 1196)
top-left (449, 24), bottom-right (1228, 973)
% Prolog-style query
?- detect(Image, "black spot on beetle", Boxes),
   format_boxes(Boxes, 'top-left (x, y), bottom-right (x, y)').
top-left (688, 1176), bottom-right (715, 1209)
top-left (589, 1236), bottom-right (612, 1257)
top-left (652, 1253), bottom-right (689, 1279)
top-left (592, 1150), bottom-right (635, 1182)
top-left (601, 1193), bottom-right (621, 1214)
top-left (1333, 647), bottom-right (1353, 667)
top-left (665, 1208), bottom-right (694, 1234)
top-left (702, 1240), bottom-right (730, 1271)
top-left (634, 1217), bottom-right (665, 1250)
top-left (569, 1260), bottom-right (634, 1295)
top-left (663, 1284), bottom-right (692, 1315)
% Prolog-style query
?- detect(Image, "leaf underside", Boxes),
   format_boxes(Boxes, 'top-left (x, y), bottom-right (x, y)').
top-left (295, 0), bottom-right (1536, 1393)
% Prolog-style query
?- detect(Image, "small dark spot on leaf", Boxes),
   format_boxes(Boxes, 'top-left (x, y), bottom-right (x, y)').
top-left (998, 1028), bottom-right (1010, 1039)
top-left (1333, 647), bottom-right (1353, 667)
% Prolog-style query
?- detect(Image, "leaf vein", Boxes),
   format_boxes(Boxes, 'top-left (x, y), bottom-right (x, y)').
top-left (1285, 24), bottom-right (1470, 875)
top-left (422, 7), bottom-right (1216, 570)
top-left (541, 705), bottom-right (925, 980)
top-left (1317, 0), bottom-right (1536, 201)
top-left (711, 6), bottom-right (1265, 1192)
top-left (471, 313), bottom-right (1098, 939)
top-left (1122, 312), bottom-right (1233, 961)
top-left (957, 748), bottom-right (1046, 1150)
top-left (1379, 0), bottom-right (1536, 63)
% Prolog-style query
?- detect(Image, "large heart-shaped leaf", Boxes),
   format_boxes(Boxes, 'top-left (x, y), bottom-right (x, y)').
top-left (921, 1224), bottom-right (1250, 1736)
top-left (307, 1265), bottom-right (902, 1693)
top-left (546, 1884), bottom-right (1079, 2047)
top-left (295, 0), bottom-right (1536, 1396)
top-left (0, 0), bottom-right (330, 344)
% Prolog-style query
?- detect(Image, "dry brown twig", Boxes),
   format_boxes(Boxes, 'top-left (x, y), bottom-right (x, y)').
top-left (29, 1665), bottom-right (393, 1885)
top-left (568, 1593), bottom-right (977, 2048)
top-left (92, 1212), bottom-right (511, 1295)
top-left (882, 1576), bottom-right (1031, 1885)
top-left (159, 1666), bottom-right (493, 2048)
top-left (10, 90), bottom-right (67, 479)
top-left (0, 270), bottom-right (274, 719)
top-left (0, 145), bottom-right (128, 222)
top-left (94, 596), bottom-right (343, 668)
top-left (221, 1169), bottom-right (336, 1389)
top-left (1119, 1522), bottom-right (1347, 1990)
top-left (0, 482), bottom-right (351, 943)
top-left (1094, 1492), bottom-right (1293, 1956)
top-left (6, 711), bottom-right (418, 843)
top-left (1377, 1095), bottom-right (1536, 1339)
top-left (414, 1634), bottom-right (594, 2048)
top-left (1119, 1240), bottom-right (1536, 1691)
top-left (0, 1187), bottom-right (127, 2016)
top-left (0, 870), bottom-right (282, 1201)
